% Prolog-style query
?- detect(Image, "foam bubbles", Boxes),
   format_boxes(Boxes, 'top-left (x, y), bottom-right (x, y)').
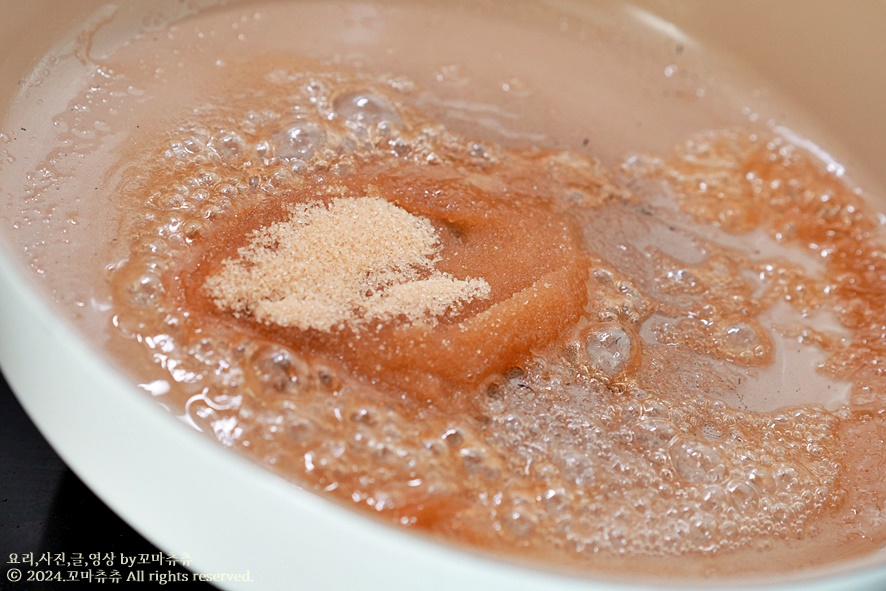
top-left (245, 344), bottom-right (313, 397)
top-left (104, 63), bottom-right (884, 575)
top-left (669, 439), bottom-right (725, 483)
top-left (633, 418), bottom-right (677, 450)
top-left (208, 130), bottom-right (248, 161)
top-left (271, 121), bottom-right (326, 161)
top-left (333, 92), bottom-right (401, 128)
top-left (583, 324), bottom-right (633, 376)
top-left (126, 271), bottom-right (165, 307)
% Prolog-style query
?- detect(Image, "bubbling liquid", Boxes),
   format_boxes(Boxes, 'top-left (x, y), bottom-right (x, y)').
top-left (4, 0), bottom-right (886, 583)
top-left (103, 60), bottom-right (886, 577)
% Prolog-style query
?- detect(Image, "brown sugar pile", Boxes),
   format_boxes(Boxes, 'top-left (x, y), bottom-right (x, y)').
top-left (204, 195), bottom-right (492, 331)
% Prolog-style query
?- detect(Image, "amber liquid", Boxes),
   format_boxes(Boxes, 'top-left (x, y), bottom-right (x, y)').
top-left (2, 0), bottom-right (886, 583)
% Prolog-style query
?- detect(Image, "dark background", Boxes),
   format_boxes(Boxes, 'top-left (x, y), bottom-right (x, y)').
top-left (0, 370), bottom-right (214, 590)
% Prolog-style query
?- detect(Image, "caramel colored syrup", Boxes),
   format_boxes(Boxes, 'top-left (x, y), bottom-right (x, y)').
top-left (179, 157), bottom-right (594, 409)
top-left (102, 58), bottom-right (886, 578)
top-left (655, 130), bottom-right (886, 411)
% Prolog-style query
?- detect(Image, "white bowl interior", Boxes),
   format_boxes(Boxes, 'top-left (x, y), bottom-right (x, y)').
top-left (1, 1), bottom-right (886, 590)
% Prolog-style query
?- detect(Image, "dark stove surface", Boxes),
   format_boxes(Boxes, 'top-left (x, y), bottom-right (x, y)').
top-left (0, 371), bottom-right (215, 590)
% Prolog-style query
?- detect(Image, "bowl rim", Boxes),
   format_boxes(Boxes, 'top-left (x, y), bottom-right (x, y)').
top-left (3, 1), bottom-right (886, 589)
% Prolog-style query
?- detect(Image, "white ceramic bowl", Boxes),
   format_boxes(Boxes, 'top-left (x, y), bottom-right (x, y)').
top-left (2, 2), bottom-right (886, 590)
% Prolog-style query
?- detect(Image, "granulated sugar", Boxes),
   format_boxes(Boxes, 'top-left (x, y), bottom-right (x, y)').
top-left (205, 195), bottom-right (491, 331)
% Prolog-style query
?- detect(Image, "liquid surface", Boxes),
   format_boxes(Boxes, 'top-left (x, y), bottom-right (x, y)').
top-left (2, 0), bottom-right (886, 583)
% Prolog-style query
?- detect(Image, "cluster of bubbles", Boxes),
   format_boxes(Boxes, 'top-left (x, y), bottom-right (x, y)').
top-left (113, 67), bottom-right (488, 334)
top-left (109, 63), bottom-right (860, 568)
top-left (175, 319), bottom-right (844, 559)
top-left (175, 309), bottom-right (845, 561)
top-left (478, 355), bottom-right (843, 556)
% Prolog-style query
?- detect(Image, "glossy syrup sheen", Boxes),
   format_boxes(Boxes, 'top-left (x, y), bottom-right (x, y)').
top-left (2, 0), bottom-right (886, 583)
